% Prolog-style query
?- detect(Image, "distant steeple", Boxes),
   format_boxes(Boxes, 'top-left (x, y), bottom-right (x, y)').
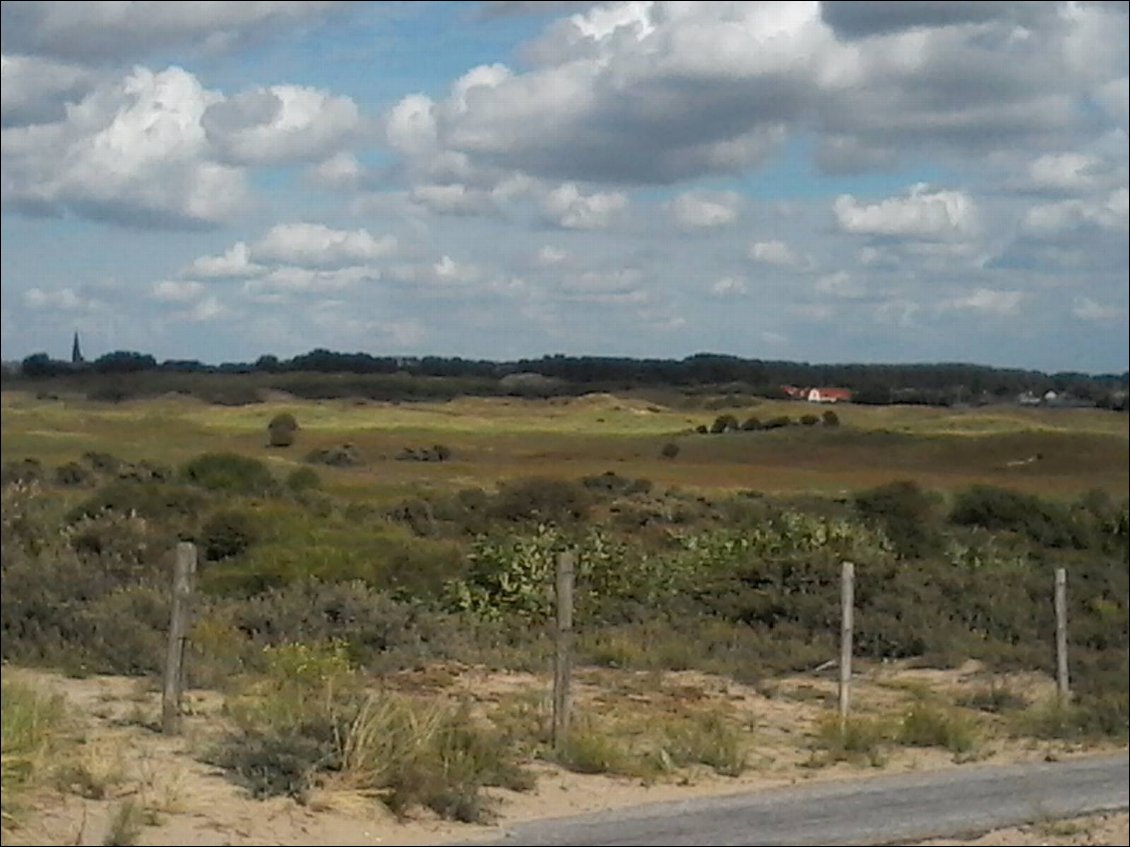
top-left (71, 331), bottom-right (84, 364)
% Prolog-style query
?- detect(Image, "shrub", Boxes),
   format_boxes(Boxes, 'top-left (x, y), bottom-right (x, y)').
top-left (660, 442), bottom-right (680, 460)
top-left (855, 480), bottom-right (941, 559)
top-left (740, 416), bottom-right (762, 431)
top-left (950, 485), bottom-right (1082, 548)
top-left (1, 458), bottom-right (43, 487)
top-left (201, 509), bottom-right (259, 560)
top-left (306, 444), bottom-right (362, 467)
top-left (799, 414), bottom-right (819, 426)
top-left (490, 477), bottom-right (592, 524)
top-left (710, 414), bottom-right (739, 434)
top-left (68, 481), bottom-right (205, 528)
top-left (897, 704), bottom-right (979, 754)
top-left (54, 462), bottom-right (94, 487)
top-left (285, 467), bottom-right (321, 493)
top-left (958, 681), bottom-right (1028, 714)
top-left (695, 424), bottom-right (708, 434)
top-left (661, 710), bottom-right (747, 776)
top-left (763, 416), bottom-right (792, 429)
top-left (811, 714), bottom-right (889, 767)
top-left (267, 413), bottom-right (299, 448)
top-left (822, 410), bottom-right (840, 427)
top-left (181, 453), bottom-right (277, 496)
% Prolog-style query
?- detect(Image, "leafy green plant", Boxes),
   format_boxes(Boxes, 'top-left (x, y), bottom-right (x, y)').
top-left (181, 453), bottom-right (277, 496)
top-left (811, 714), bottom-right (889, 767)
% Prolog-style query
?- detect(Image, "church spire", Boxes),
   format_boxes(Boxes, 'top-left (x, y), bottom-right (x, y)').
top-left (71, 331), bottom-right (84, 364)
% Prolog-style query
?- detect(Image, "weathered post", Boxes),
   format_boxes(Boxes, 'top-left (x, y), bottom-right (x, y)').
top-left (162, 542), bottom-right (197, 735)
top-left (839, 560), bottom-right (855, 725)
top-left (552, 550), bottom-right (576, 752)
top-left (1055, 567), bottom-right (1070, 705)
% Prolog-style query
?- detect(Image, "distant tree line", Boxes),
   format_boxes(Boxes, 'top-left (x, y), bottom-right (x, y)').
top-left (9, 348), bottom-right (1128, 409)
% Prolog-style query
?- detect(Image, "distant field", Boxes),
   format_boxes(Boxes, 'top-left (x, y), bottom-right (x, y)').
top-left (2, 390), bottom-right (1127, 499)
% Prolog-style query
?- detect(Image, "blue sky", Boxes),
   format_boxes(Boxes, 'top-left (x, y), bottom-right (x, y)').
top-left (2, 1), bottom-right (1127, 372)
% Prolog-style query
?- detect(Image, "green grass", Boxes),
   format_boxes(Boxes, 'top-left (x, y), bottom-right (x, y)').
top-left (1, 679), bottom-right (68, 825)
top-left (810, 714), bottom-right (891, 767)
top-left (4, 392), bottom-right (1126, 502)
top-left (897, 703), bottom-right (981, 754)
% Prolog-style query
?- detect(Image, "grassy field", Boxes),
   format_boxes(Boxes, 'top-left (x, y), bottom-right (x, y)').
top-left (3, 390), bottom-right (1127, 499)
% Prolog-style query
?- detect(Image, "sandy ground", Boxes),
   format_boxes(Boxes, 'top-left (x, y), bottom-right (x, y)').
top-left (2, 662), bottom-right (1126, 847)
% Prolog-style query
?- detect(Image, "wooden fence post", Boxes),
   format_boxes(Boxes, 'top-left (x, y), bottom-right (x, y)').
top-left (552, 550), bottom-right (576, 752)
top-left (1055, 567), bottom-right (1070, 705)
top-left (839, 560), bottom-right (855, 725)
top-left (162, 541), bottom-right (197, 735)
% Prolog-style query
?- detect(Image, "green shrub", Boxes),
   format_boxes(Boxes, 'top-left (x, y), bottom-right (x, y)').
top-left (661, 710), bottom-right (747, 776)
top-left (710, 414), bottom-right (739, 434)
top-left (763, 416), bottom-right (791, 429)
top-left (897, 704), bottom-right (979, 754)
top-left (660, 442), bottom-right (680, 459)
top-left (740, 416), bottom-right (762, 431)
top-left (181, 453), bottom-right (277, 496)
top-left (811, 714), bottom-right (889, 766)
top-left (202, 509), bottom-right (259, 560)
top-left (68, 481), bottom-right (205, 529)
top-left (822, 410), bottom-right (840, 427)
top-left (799, 414), bottom-right (819, 426)
top-left (285, 467), bottom-right (321, 493)
top-left (305, 444), bottom-right (362, 467)
top-left (950, 485), bottom-right (1084, 548)
top-left (490, 477), bottom-right (592, 524)
top-left (267, 413), bottom-right (299, 448)
top-left (855, 481), bottom-right (941, 559)
top-left (54, 462), bottom-right (94, 487)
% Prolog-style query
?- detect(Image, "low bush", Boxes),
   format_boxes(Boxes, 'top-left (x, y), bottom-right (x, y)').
top-left (267, 413), bottom-right (299, 448)
top-left (710, 414), bottom-right (739, 434)
top-left (306, 443), bottom-right (362, 467)
top-left (285, 467), bottom-right (321, 493)
top-left (897, 703), bottom-right (980, 754)
top-left (201, 509), bottom-right (259, 561)
top-left (811, 714), bottom-right (889, 767)
top-left (822, 410), bottom-right (840, 427)
top-left (950, 485), bottom-right (1084, 548)
top-left (740, 416), bottom-right (762, 431)
top-left (800, 414), bottom-right (820, 427)
top-left (763, 416), bottom-right (791, 429)
top-left (181, 453), bottom-right (277, 496)
top-left (660, 442), bottom-right (680, 459)
top-left (54, 462), bottom-right (94, 487)
top-left (490, 477), bottom-right (592, 524)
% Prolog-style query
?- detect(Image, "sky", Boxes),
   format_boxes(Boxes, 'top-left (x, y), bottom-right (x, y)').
top-left (1, 1), bottom-right (1127, 373)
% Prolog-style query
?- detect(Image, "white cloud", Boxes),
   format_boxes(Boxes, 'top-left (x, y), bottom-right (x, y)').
top-left (203, 84), bottom-right (360, 166)
top-left (667, 190), bottom-right (741, 229)
top-left (184, 294), bottom-right (226, 321)
top-left (542, 182), bottom-right (627, 229)
top-left (252, 223), bottom-right (397, 267)
top-left (22, 286), bottom-right (95, 311)
top-left (1024, 152), bottom-right (1108, 194)
top-left (710, 276), bottom-right (747, 297)
top-left (946, 288), bottom-right (1024, 315)
top-left (186, 242), bottom-right (263, 279)
top-left (151, 280), bottom-right (205, 302)
top-left (308, 151), bottom-right (363, 189)
top-left (834, 184), bottom-right (977, 239)
top-left (409, 183), bottom-right (499, 216)
top-left (2, 65), bottom-right (248, 227)
top-left (1072, 297), bottom-right (1126, 322)
top-left (749, 239), bottom-right (805, 268)
top-left (0, 1), bottom-right (337, 63)
top-left (535, 245), bottom-right (568, 266)
top-left (245, 265), bottom-right (374, 296)
top-left (0, 54), bottom-right (92, 127)
top-left (1023, 187), bottom-right (1129, 233)
top-left (815, 270), bottom-right (866, 299)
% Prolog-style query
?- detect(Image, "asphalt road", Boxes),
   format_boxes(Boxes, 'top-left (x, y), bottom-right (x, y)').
top-left (462, 753), bottom-right (1129, 846)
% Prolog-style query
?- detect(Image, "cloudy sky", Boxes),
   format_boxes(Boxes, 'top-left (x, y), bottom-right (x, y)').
top-left (1, 1), bottom-right (1127, 372)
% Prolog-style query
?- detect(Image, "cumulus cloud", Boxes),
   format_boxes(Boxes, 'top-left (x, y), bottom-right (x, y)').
top-left (202, 84), bottom-right (360, 165)
top-left (748, 239), bottom-right (806, 268)
top-left (382, 1), bottom-right (1127, 188)
top-left (409, 183), bottom-right (500, 216)
top-left (1072, 297), bottom-right (1126, 322)
top-left (186, 242), bottom-right (264, 279)
top-left (834, 184), bottom-right (977, 239)
top-left (535, 245), bottom-right (568, 266)
top-left (710, 276), bottom-right (747, 297)
top-left (667, 190), bottom-right (741, 229)
top-left (22, 286), bottom-right (98, 311)
top-left (252, 223), bottom-right (397, 267)
top-left (1, 54), bottom-right (92, 127)
top-left (0, 1), bottom-right (337, 63)
top-left (1, 65), bottom-right (248, 227)
top-left (245, 265), bottom-right (375, 297)
top-left (815, 270), bottom-right (867, 299)
top-left (151, 280), bottom-right (206, 302)
top-left (542, 182), bottom-right (627, 229)
top-left (308, 151), bottom-right (365, 189)
top-left (1023, 187), bottom-right (1129, 233)
top-left (945, 288), bottom-right (1024, 315)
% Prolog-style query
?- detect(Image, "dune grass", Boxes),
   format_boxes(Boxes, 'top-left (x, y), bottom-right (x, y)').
top-left (1, 679), bottom-right (68, 825)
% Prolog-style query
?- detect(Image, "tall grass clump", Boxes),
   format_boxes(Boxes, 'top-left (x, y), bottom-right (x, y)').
top-left (1, 680), bottom-right (68, 824)
top-left (897, 703), bottom-right (980, 754)
top-left (810, 714), bottom-right (890, 767)
top-left (209, 641), bottom-right (532, 820)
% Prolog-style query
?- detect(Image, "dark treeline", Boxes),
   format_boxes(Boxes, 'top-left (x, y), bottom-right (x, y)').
top-left (8, 348), bottom-right (1129, 408)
